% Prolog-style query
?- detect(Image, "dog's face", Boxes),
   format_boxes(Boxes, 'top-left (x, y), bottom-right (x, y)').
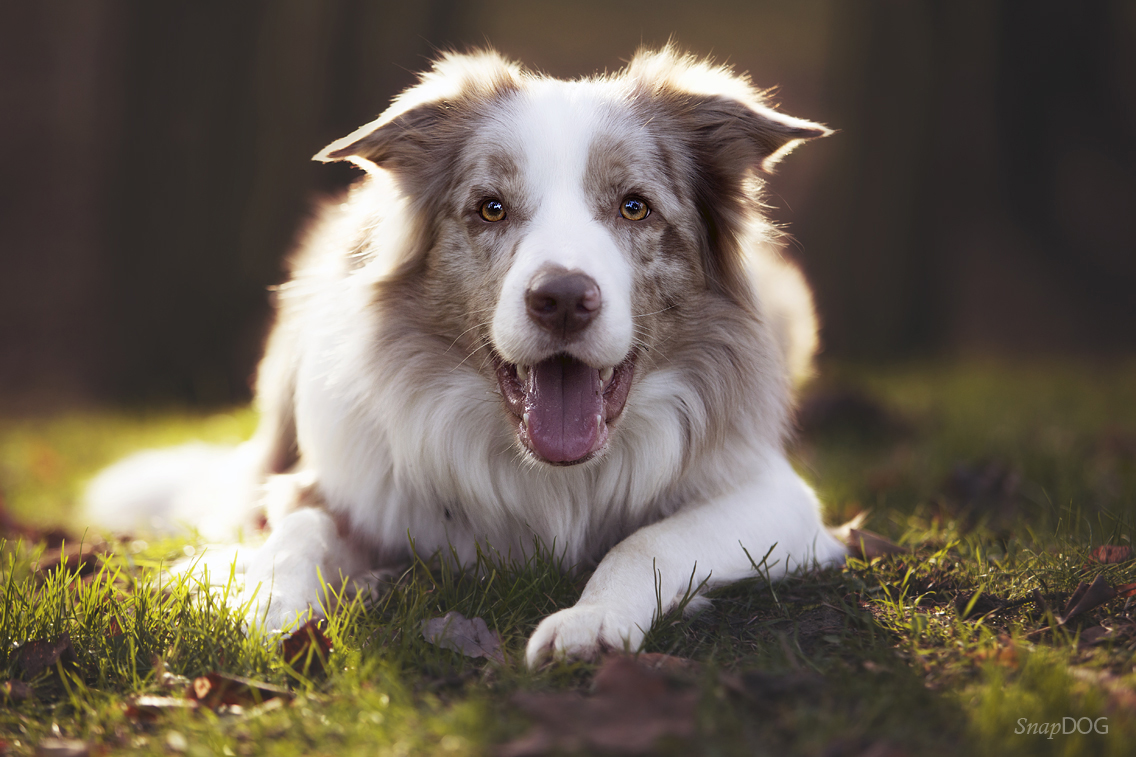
top-left (317, 49), bottom-right (826, 466)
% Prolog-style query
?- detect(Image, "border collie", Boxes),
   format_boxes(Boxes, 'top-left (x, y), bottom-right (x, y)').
top-left (86, 47), bottom-right (846, 667)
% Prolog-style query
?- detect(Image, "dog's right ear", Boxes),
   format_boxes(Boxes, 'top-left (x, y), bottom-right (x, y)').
top-left (314, 50), bottom-right (522, 178)
top-left (314, 101), bottom-right (446, 175)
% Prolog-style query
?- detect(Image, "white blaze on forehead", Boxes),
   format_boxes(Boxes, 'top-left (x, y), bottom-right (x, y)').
top-left (490, 80), bottom-right (635, 369)
top-left (514, 81), bottom-right (611, 193)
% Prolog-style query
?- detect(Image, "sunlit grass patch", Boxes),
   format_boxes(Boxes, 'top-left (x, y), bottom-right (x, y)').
top-left (1, 361), bottom-right (1135, 755)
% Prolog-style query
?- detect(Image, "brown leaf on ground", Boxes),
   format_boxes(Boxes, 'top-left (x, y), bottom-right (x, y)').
top-left (124, 695), bottom-right (199, 722)
top-left (1063, 582), bottom-right (1089, 616)
top-left (633, 652), bottom-right (701, 677)
top-left (1, 679), bottom-right (34, 702)
top-left (186, 673), bottom-right (294, 710)
top-left (14, 633), bottom-right (77, 679)
top-left (1090, 545), bottom-right (1133, 564)
top-left (1077, 625), bottom-right (1115, 647)
top-left (500, 655), bottom-right (698, 757)
top-left (1061, 575), bottom-right (1116, 623)
top-left (1115, 582), bottom-right (1136, 598)
top-left (422, 611), bottom-right (506, 664)
top-left (844, 528), bottom-right (907, 560)
top-left (279, 619), bottom-right (333, 676)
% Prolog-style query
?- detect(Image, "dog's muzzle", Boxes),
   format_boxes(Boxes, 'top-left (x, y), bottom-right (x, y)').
top-left (495, 265), bottom-right (635, 465)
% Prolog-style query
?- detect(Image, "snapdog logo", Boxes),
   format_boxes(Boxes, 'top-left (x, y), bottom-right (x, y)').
top-left (1016, 717), bottom-right (1109, 738)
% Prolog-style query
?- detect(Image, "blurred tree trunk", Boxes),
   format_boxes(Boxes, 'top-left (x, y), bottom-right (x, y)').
top-left (0, 1), bottom-right (123, 405)
top-left (101, 0), bottom-right (447, 403)
top-left (799, 0), bottom-right (1136, 358)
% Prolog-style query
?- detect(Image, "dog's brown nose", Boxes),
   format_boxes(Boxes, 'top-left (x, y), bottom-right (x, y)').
top-left (525, 266), bottom-right (602, 338)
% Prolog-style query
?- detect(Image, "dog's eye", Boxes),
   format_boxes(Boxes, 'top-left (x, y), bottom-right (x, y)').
top-left (479, 199), bottom-right (507, 222)
top-left (620, 197), bottom-right (650, 221)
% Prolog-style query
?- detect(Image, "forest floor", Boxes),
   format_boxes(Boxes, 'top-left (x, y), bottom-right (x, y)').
top-left (2, 360), bottom-right (1135, 756)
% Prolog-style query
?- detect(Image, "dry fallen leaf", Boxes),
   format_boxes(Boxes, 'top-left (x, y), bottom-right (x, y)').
top-left (14, 633), bottom-right (77, 679)
top-left (1061, 575), bottom-right (1117, 624)
top-left (1090, 545), bottom-right (1133, 564)
top-left (499, 655), bottom-right (697, 756)
top-left (1077, 625), bottom-right (1115, 647)
top-left (1115, 582), bottom-right (1136, 598)
top-left (633, 652), bottom-right (701, 677)
top-left (844, 528), bottom-right (907, 560)
top-left (280, 619), bottom-right (333, 676)
top-left (1, 679), bottom-right (34, 702)
top-left (422, 611), bottom-right (506, 664)
top-left (186, 672), bottom-right (294, 710)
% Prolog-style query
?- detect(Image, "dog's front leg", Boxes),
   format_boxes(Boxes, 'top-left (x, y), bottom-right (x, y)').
top-left (524, 452), bottom-right (846, 667)
top-left (238, 506), bottom-right (369, 633)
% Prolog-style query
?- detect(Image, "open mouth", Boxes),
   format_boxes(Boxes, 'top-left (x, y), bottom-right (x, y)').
top-left (495, 352), bottom-right (636, 465)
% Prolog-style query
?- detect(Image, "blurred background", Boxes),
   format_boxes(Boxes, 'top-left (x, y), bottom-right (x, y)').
top-left (2, 0), bottom-right (1134, 411)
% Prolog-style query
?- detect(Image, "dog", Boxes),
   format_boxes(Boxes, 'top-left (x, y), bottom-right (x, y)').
top-left (85, 47), bottom-right (846, 668)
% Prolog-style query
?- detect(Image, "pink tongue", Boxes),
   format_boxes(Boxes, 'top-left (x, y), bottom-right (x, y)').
top-left (526, 356), bottom-right (602, 463)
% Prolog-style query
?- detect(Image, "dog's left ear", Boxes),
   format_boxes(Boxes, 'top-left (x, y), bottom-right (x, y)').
top-left (690, 94), bottom-right (830, 174)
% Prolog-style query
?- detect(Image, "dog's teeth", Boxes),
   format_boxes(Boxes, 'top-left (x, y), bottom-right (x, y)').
top-left (516, 364), bottom-right (529, 383)
top-left (596, 414), bottom-right (603, 432)
top-left (600, 366), bottom-right (614, 384)
top-left (523, 412), bottom-right (530, 429)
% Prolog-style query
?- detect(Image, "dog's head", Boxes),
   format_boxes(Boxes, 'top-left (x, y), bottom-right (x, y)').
top-left (316, 48), bottom-right (827, 466)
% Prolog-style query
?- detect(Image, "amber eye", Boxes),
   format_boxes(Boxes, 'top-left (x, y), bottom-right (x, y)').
top-left (620, 197), bottom-right (650, 221)
top-left (479, 199), bottom-right (507, 222)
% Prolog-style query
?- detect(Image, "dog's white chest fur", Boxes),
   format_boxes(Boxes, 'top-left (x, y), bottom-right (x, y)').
top-left (85, 48), bottom-right (846, 667)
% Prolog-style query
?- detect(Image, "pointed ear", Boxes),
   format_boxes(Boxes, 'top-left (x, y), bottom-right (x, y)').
top-left (693, 95), bottom-right (830, 173)
top-left (626, 47), bottom-right (830, 174)
top-left (313, 49), bottom-right (522, 177)
top-left (313, 101), bottom-right (446, 174)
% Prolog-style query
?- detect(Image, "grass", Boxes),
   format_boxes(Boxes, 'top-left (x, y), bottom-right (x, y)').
top-left (2, 360), bottom-right (1135, 755)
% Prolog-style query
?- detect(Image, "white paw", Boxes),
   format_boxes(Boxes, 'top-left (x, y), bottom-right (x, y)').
top-left (525, 604), bottom-right (647, 669)
top-left (236, 587), bottom-right (318, 635)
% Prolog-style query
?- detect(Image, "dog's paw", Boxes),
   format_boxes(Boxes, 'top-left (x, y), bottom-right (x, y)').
top-left (236, 588), bottom-right (318, 635)
top-left (525, 603), bottom-right (646, 669)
